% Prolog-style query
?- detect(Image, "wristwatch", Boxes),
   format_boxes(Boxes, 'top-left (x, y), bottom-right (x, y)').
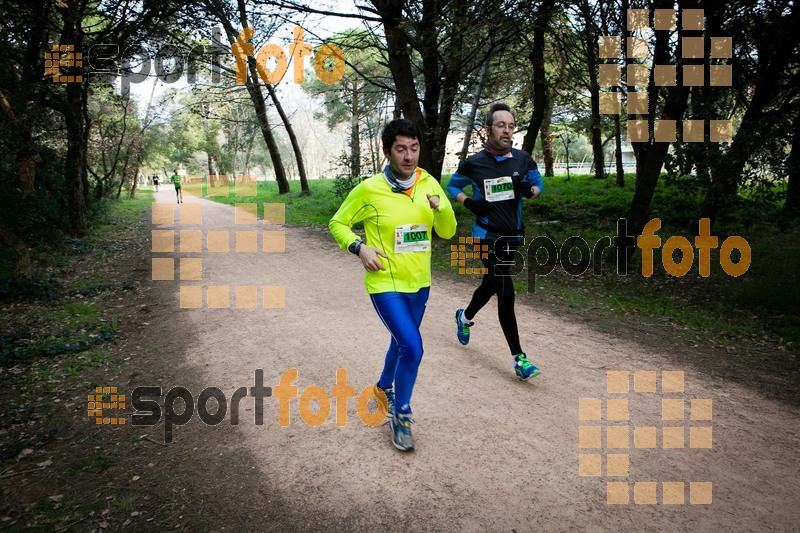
top-left (348, 239), bottom-right (364, 255)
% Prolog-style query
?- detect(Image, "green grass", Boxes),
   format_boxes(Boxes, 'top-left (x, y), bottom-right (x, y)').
top-left (194, 179), bottom-right (340, 225)
top-left (66, 452), bottom-right (114, 477)
top-left (1, 194), bottom-right (145, 366)
top-left (42, 300), bottom-right (100, 330)
top-left (88, 193), bottom-right (155, 241)
top-left (201, 174), bottom-right (799, 344)
top-left (62, 348), bottom-right (113, 377)
top-left (442, 172), bottom-right (799, 342)
top-left (0, 194), bottom-right (152, 530)
top-left (15, 299), bottom-right (116, 362)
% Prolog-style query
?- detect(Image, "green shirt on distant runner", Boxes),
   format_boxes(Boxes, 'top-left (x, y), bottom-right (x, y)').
top-left (171, 173), bottom-right (181, 188)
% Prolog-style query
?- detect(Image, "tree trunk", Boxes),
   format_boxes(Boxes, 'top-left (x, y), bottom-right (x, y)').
top-left (419, 11), bottom-right (442, 180)
top-left (59, 3), bottom-right (88, 234)
top-left (0, 223), bottom-right (31, 285)
top-left (64, 84), bottom-right (88, 234)
top-left (81, 86), bottom-right (91, 204)
top-left (0, 90), bottom-right (40, 195)
top-left (786, 110), bottom-right (800, 213)
top-left (522, 0), bottom-right (554, 155)
top-left (424, 0), bottom-right (467, 181)
top-left (367, 116), bottom-right (382, 173)
top-left (130, 79), bottom-right (159, 200)
top-left (376, 0), bottom-right (428, 167)
top-left (18, 153), bottom-right (41, 193)
top-left (244, 54), bottom-right (289, 193)
top-left (130, 172), bottom-right (140, 198)
top-left (265, 82), bottom-right (310, 192)
top-left (90, 95), bottom-right (131, 200)
top-left (374, 0), bottom-right (467, 181)
top-left (540, 89), bottom-right (555, 177)
top-left (128, 131), bottom-right (144, 200)
top-left (117, 146), bottom-right (131, 200)
top-left (431, 85), bottom-right (458, 181)
top-left (94, 169), bottom-right (104, 200)
top-left (208, 0), bottom-right (290, 194)
top-left (207, 152), bottom-right (216, 189)
top-left (244, 127), bottom-right (255, 176)
top-left (613, 109), bottom-right (624, 187)
top-left (701, 85), bottom-right (775, 222)
top-left (625, 2), bottom-right (694, 256)
top-left (581, 0), bottom-right (605, 180)
top-left (0, 0), bottom-right (50, 196)
top-left (459, 55), bottom-right (490, 161)
top-left (701, 3), bottom-right (797, 222)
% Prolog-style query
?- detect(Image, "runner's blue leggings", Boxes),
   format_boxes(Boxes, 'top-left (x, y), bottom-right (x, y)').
top-left (370, 287), bottom-right (430, 414)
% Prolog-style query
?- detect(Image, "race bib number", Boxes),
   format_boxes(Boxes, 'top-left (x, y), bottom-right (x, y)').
top-left (395, 224), bottom-right (430, 253)
top-left (484, 176), bottom-right (515, 202)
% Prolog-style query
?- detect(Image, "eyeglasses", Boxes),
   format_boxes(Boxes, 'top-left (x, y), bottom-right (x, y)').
top-left (491, 122), bottom-right (516, 131)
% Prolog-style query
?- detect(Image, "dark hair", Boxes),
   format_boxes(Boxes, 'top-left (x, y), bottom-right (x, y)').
top-left (381, 119), bottom-right (420, 152)
top-left (485, 103), bottom-right (514, 126)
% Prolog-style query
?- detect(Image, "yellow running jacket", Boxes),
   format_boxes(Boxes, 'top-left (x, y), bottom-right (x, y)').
top-left (329, 168), bottom-right (456, 294)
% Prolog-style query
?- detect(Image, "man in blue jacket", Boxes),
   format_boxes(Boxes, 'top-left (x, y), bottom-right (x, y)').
top-left (447, 103), bottom-right (544, 381)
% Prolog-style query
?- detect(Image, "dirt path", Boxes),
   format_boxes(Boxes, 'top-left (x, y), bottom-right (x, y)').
top-left (139, 191), bottom-right (800, 531)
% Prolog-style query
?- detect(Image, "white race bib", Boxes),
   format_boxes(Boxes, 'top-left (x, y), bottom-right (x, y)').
top-left (484, 176), bottom-right (515, 202)
top-left (394, 224), bottom-right (430, 253)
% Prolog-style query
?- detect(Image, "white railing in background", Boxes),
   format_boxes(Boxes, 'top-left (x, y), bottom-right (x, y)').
top-left (442, 162), bottom-right (638, 176)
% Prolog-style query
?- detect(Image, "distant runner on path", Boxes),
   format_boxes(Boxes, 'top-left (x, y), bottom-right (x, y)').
top-left (170, 169), bottom-right (183, 204)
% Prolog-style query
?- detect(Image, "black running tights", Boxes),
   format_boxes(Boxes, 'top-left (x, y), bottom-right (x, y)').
top-left (464, 243), bottom-right (522, 355)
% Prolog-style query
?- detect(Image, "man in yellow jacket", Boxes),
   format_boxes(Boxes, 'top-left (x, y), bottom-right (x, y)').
top-left (329, 119), bottom-right (456, 451)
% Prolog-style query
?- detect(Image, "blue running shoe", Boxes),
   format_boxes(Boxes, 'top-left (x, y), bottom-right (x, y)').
top-left (375, 384), bottom-right (395, 418)
top-left (514, 353), bottom-right (542, 381)
top-left (390, 412), bottom-right (415, 451)
top-left (455, 309), bottom-right (474, 345)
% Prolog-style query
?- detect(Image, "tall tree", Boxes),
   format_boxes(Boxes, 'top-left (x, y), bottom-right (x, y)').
top-left (86, 86), bottom-right (138, 200)
top-left (787, 110), bottom-right (800, 213)
top-left (624, 0), bottom-right (698, 250)
top-left (204, 0), bottom-right (292, 193)
top-left (264, 82), bottom-right (310, 192)
top-left (368, 0), bottom-right (526, 180)
top-left (0, 0), bottom-right (186, 233)
top-left (521, 0), bottom-right (558, 156)
top-left (699, 0), bottom-right (800, 222)
top-left (303, 29), bottom-right (393, 176)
